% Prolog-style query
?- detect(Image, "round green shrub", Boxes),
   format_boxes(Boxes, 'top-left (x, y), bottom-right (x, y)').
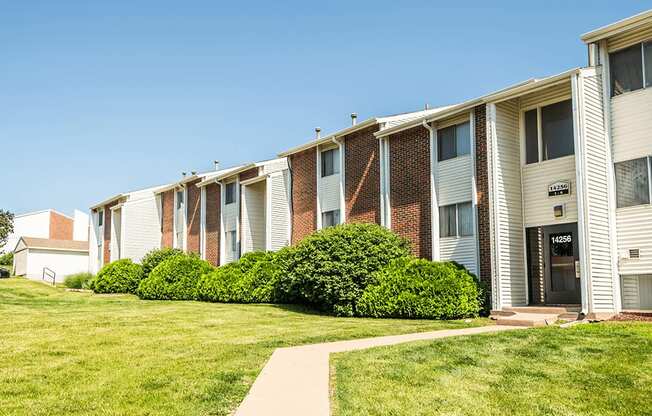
top-left (140, 247), bottom-right (184, 277)
top-left (197, 251), bottom-right (281, 303)
top-left (93, 259), bottom-right (144, 294)
top-left (357, 257), bottom-right (482, 319)
top-left (281, 223), bottom-right (411, 316)
top-left (63, 272), bottom-right (95, 289)
top-left (137, 254), bottom-right (213, 300)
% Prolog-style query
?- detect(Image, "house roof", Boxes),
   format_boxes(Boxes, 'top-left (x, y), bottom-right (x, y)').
top-left (581, 9), bottom-right (652, 44)
top-left (375, 68), bottom-right (580, 139)
top-left (90, 183), bottom-right (170, 210)
top-left (16, 237), bottom-right (89, 253)
top-left (278, 107), bottom-right (452, 157)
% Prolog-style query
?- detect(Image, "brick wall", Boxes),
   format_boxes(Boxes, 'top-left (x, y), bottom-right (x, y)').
top-left (160, 189), bottom-right (174, 248)
top-left (49, 211), bottom-right (73, 240)
top-left (388, 126), bottom-right (431, 259)
top-left (204, 183), bottom-right (221, 266)
top-left (474, 105), bottom-right (492, 293)
top-left (186, 179), bottom-right (201, 255)
top-left (344, 125), bottom-right (381, 224)
top-left (103, 201), bottom-right (118, 264)
top-left (289, 149), bottom-right (317, 244)
top-left (239, 167), bottom-right (260, 182)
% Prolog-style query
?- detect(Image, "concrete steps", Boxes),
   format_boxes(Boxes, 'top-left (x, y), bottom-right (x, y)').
top-left (491, 306), bottom-right (582, 327)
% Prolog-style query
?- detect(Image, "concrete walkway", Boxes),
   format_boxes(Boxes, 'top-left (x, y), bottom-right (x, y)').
top-left (235, 325), bottom-right (522, 416)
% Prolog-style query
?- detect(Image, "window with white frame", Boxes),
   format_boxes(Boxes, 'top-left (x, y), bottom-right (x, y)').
top-left (439, 202), bottom-right (473, 238)
top-left (321, 209), bottom-right (340, 228)
top-left (175, 190), bottom-right (184, 248)
top-left (97, 210), bottom-right (103, 227)
top-left (610, 41), bottom-right (652, 97)
top-left (229, 230), bottom-right (237, 253)
top-left (615, 157), bottom-right (651, 208)
top-left (438, 122), bottom-right (470, 162)
top-left (225, 182), bottom-right (236, 205)
top-left (524, 99), bottom-right (574, 164)
top-left (321, 147), bottom-right (340, 177)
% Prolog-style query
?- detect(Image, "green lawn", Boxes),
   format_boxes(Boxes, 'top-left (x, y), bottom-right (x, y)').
top-left (0, 278), bottom-right (487, 415)
top-left (331, 321), bottom-right (652, 416)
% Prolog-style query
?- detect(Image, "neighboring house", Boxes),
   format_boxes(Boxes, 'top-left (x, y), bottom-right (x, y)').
top-left (195, 158), bottom-right (291, 265)
top-left (13, 237), bottom-right (88, 283)
top-left (279, 109), bottom-right (450, 245)
top-left (4, 209), bottom-right (88, 253)
top-left (89, 184), bottom-right (168, 274)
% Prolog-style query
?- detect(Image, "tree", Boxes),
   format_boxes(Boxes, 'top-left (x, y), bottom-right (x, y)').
top-left (0, 210), bottom-right (14, 251)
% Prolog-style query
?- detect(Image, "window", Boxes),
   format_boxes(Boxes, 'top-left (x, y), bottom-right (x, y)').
top-left (439, 202), bottom-right (474, 238)
top-left (97, 210), bottom-right (103, 227)
top-left (615, 157), bottom-right (651, 208)
top-left (524, 99), bottom-right (574, 164)
top-left (176, 190), bottom-right (184, 209)
top-left (524, 109), bottom-right (539, 164)
top-left (438, 122), bottom-right (470, 161)
top-left (541, 100), bottom-right (574, 161)
top-left (229, 230), bottom-right (237, 253)
top-left (225, 182), bottom-right (236, 204)
top-left (321, 148), bottom-right (340, 177)
top-left (610, 43), bottom-right (644, 96)
top-left (321, 210), bottom-right (340, 228)
top-left (645, 42), bottom-right (652, 88)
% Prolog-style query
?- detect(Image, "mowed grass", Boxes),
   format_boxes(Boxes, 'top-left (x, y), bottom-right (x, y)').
top-left (331, 322), bottom-right (652, 416)
top-left (0, 278), bottom-right (487, 415)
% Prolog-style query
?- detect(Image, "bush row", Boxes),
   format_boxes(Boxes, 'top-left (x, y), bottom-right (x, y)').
top-left (90, 223), bottom-right (483, 319)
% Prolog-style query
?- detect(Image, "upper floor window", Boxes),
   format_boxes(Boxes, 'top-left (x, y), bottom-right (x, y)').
top-left (524, 99), bottom-right (574, 164)
top-left (321, 147), bottom-right (340, 177)
top-left (321, 209), bottom-right (340, 228)
top-left (615, 157), bottom-right (651, 208)
top-left (439, 202), bottom-right (473, 238)
top-left (610, 41), bottom-right (652, 97)
top-left (225, 182), bottom-right (236, 204)
top-left (438, 122), bottom-right (470, 162)
top-left (176, 190), bottom-right (184, 209)
top-left (97, 210), bottom-right (103, 227)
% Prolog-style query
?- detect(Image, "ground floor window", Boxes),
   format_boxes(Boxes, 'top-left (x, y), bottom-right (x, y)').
top-left (439, 202), bottom-right (473, 237)
top-left (322, 210), bottom-right (340, 228)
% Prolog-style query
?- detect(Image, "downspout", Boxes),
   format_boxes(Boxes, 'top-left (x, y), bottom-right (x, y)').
top-left (422, 120), bottom-right (439, 261)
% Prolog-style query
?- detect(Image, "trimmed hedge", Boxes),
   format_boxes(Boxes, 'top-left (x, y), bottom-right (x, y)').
top-left (141, 247), bottom-right (184, 277)
top-left (93, 259), bottom-right (144, 294)
top-left (357, 257), bottom-right (482, 319)
top-left (64, 272), bottom-right (95, 289)
top-left (137, 254), bottom-right (213, 300)
top-left (197, 251), bottom-right (281, 303)
top-left (281, 223), bottom-right (411, 316)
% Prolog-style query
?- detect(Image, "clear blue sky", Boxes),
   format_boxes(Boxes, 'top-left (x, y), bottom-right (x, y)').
top-left (1, 1), bottom-right (648, 216)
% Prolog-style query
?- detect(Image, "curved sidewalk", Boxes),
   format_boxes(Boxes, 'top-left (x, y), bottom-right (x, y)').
top-left (235, 324), bottom-right (522, 416)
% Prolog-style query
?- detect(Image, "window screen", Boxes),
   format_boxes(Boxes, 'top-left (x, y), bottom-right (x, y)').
top-left (455, 122), bottom-right (471, 156)
top-left (524, 109), bottom-right (539, 164)
top-left (541, 100), bottom-right (574, 161)
top-left (225, 182), bottom-right (236, 204)
top-left (321, 210), bottom-right (340, 228)
top-left (457, 202), bottom-right (474, 237)
top-left (98, 211), bottom-right (103, 227)
top-left (645, 41), bottom-right (652, 88)
top-left (439, 205), bottom-right (457, 237)
top-left (321, 148), bottom-right (340, 177)
top-left (438, 125), bottom-right (456, 161)
top-left (615, 158), bottom-right (650, 208)
top-left (610, 43), bottom-right (644, 97)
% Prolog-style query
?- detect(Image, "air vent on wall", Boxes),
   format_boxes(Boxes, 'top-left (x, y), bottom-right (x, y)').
top-left (629, 248), bottom-right (640, 259)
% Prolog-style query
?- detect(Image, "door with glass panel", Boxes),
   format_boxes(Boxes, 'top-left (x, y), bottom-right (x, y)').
top-left (543, 223), bottom-right (581, 304)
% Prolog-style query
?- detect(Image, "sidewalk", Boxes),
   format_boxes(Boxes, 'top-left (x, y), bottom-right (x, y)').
top-left (235, 325), bottom-right (523, 416)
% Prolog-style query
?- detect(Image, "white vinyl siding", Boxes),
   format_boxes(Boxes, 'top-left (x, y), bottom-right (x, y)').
top-left (121, 197), bottom-right (163, 263)
top-left (610, 88), bottom-right (652, 163)
top-left (269, 171), bottom-right (291, 250)
top-left (318, 171), bottom-right (341, 213)
top-left (222, 183), bottom-right (239, 263)
top-left (110, 208), bottom-right (122, 262)
top-left (489, 100), bottom-right (527, 307)
top-left (574, 68), bottom-right (618, 312)
top-left (521, 156), bottom-right (578, 227)
top-left (616, 205), bottom-right (652, 275)
top-left (607, 25), bottom-right (652, 52)
top-left (436, 155), bottom-right (473, 206)
top-left (440, 237), bottom-right (478, 275)
top-left (241, 180), bottom-right (266, 254)
top-left (14, 248), bottom-right (88, 283)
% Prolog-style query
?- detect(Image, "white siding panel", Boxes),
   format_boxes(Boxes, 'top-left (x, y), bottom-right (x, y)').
top-left (319, 174), bottom-right (341, 213)
top-left (440, 236), bottom-right (477, 275)
top-left (23, 249), bottom-right (89, 282)
top-left (14, 249), bottom-right (27, 276)
top-left (270, 172), bottom-right (291, 250)
top-left (122, 197), bottom-right (163, 263)
top-left (493, 100), bottom-right (527, 307)
top-left (261, 158), bottom-right (288, 175)
top-left (576, 69), bottom-right (617, 312)
top-left (242, 181), bottom-right (266, 253)
top-left (437, 155), bottom-right (473, 206)
top-left (611, 88), bottom-right (652, 163)
top-left (520, 83), bottom-right (572, 109)
top-left (616, 205), bottom-right (652, 275)
top-left (522, 156), bottom-right (578, 227)
top-left (607, 25), bottom-right (652, 52)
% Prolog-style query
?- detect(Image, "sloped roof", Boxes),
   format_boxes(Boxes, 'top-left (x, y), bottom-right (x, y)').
top-left (17, 237), bottom-right (89, 252)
